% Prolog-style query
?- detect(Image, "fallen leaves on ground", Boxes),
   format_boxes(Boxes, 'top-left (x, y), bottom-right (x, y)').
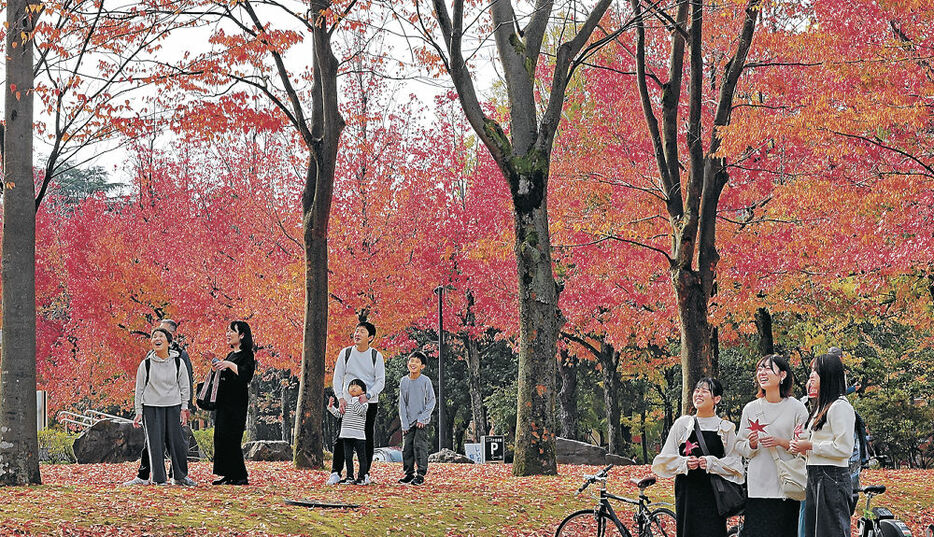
top-left (0, 463), bottom-right (930, 536)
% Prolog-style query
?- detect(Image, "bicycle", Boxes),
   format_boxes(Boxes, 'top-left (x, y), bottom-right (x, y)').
top-left (555, 464), bottom-right (677, 537)
top-left (855, 484), bottom-right (914, 537)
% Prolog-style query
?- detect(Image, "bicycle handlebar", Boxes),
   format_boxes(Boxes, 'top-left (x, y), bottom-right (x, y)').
top-left (577, 464), bottom-right (615, 494)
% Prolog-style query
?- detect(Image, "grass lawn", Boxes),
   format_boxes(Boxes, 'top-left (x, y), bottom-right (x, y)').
top-left (0, 462), bottom-right (931, 536)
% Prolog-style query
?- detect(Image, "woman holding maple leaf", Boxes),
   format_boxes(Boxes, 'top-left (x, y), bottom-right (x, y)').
top-left (735, 354), bottom-right (809, 537)
top-left (652, 378), bottom-right (744, 536)
top-left (210, 320), bottom-right (256, 486)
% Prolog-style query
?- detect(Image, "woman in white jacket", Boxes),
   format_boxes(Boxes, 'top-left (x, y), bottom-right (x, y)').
top-left (790, 353), bottom-right (855, 537)
top-left (653, 378), bottom-right (744, 537)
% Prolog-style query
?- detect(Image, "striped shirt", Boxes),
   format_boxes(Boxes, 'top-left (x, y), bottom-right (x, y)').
top-left (328, 400), bottom-right (368, 440)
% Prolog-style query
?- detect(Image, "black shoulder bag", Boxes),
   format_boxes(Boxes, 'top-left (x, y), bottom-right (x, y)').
top-left (693, 417), bottom-right (746, 517)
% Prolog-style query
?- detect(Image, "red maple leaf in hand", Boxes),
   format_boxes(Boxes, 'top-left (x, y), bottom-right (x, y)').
top-left (793, 424), bottom-right (804, 439)
top-left (683, 440), bottom-right (699, 455)
top-left (748, 419), bottom-right (768, 433)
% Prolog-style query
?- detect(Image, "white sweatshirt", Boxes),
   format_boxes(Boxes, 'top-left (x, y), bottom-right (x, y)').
top-left (735, 396), bottom-right (809, 498)
top-left (134, 350), bottom-right (189, 416)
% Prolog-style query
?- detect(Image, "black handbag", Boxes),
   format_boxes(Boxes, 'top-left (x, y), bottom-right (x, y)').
top-left (196, 369), bottom-right (221, 411)
top-left (693, 417), bottom-right (746, 517)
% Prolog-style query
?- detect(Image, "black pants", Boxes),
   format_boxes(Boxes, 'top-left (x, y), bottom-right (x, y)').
top-left (213, 401), bottom-right (248, 481)
top-left (331, 402), bottom-right (377, 475)
top-left (342, 438), bottom-right (368, 480)
top-left (142, 405), bottom-right (189, 484)
top-left (137, 426), bottom-right (189, 480)
top-left (742, 497), bottom-right (800, 537)
top-left (804, 465), bottom-right (852, 537)
top-left (402, 426), bottom-right (430, 478)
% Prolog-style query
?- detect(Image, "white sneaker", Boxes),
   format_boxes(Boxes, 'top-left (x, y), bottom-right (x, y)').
top-left (173, 477), bottom-right (197, 486)
top-left (325, 472), bottom-right (341, 485)
top-left (361, 474), bottom-right (372, 485)
top-left (122, 477), bottom-right (150, 486)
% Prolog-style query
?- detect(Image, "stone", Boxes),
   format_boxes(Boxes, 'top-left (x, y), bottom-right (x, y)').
top-left (428, 448), bottom-right (475, 464)
top-left (556, 437), bottom-right (635, 466)
top-left (242, 440), bottom-right (292, 461)
top-left (73, 419), bottom-right (198, 464)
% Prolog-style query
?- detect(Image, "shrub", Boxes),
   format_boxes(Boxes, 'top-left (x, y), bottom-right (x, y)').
top-left (38, 428), bottom-right (77, 464)
top-left (193, 428), bottom-right (214, 461)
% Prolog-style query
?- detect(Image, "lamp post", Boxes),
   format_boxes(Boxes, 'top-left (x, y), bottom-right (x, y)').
top-left (433, 285), bottom-right (446, 452)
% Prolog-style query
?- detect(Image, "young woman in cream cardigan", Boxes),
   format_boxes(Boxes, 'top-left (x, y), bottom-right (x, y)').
top-left (653, 378), bottom-right (744, 537)
top-left (790, 354), bottom-right (855, 537)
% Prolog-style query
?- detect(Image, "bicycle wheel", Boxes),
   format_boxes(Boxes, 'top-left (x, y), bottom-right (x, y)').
top-left (555, 509), bottom-right (627, 537)
top-left (641, 507), bottom-right (676, 537)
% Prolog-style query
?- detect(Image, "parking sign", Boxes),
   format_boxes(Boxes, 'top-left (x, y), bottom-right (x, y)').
top-left (482, 435), bottom-right (504, 463)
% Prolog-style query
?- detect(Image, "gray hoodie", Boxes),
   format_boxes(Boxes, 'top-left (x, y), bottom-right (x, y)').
top-left (134, 350), bottom-right (190, 416)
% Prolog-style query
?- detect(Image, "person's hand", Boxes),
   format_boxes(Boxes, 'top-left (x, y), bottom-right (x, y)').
top-left (759, 435), bottom-right (781, 449)
top-left (789, 439), bottom-right (813, 455)
top-left (338, 398), bottom-right (347, 413)
top-left (416, 421), bottom-right (426, 429)
top-left (328, 396), bottom-right (335, 407)
top-left (212, 360), bottom-right (230, 372)
top-left (748, 431), bottom-right (759, 449)
top-left (402, 428), bottom-right (409, 434)
top-left (181, 411), bottom-right (189, 427)
top-left (358, 395), bottom-right (368, 404)
top-left (698, 456), bottom-right (709, 470)
top-left (133, 414), bottom-right (142, 428)
top-left (686, 456), bottom-right (700, 470)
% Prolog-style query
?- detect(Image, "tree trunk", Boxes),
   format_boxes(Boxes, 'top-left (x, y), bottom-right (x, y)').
top-left (293, 7), bottom-right (344, 467)
top-left (462, 334), bottom-right (487, 442)
top-left (598, 344), bottom-right (622, 455)
top-left (557, 349), bottom-right (579, 440)
top-left (0, 0), bottom-right (41, 486)
top-left (512, 202), bottom-right (560, 476)
top-left (756, 307), bottom-right (774, 356)
top-left (280, 370), bottom-right (292, 444)
top-left (675, 269), bottom-right (714, 413)
top-left (246, 376), bottom-right (258, 441)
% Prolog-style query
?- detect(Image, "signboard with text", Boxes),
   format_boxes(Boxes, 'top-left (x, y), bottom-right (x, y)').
top-left (482, 435), bottom-right (504, 464)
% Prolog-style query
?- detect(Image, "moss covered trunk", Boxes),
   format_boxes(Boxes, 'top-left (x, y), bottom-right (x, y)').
top-left (511, 197), bottom-right (559, 476)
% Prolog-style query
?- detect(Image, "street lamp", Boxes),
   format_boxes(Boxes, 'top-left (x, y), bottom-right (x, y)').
top-left (433, 285), bottom-right (446, 452)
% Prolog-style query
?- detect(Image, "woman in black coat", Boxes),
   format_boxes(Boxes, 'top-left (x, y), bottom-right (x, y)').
top-left (211, 320), bottom-right (255, 485)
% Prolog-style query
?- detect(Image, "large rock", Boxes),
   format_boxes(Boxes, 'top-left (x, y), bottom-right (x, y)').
top-left (242, 440), bottom-right (292, 461)
top-left (73, 419), bottom-right (198, 464)
top-left (557, 437), bottom-right (635, 466)
top-left (428, 448), bottom-right (475, 464)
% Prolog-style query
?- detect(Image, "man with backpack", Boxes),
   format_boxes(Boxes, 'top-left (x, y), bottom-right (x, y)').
top-left (326, 321), bottom-right (385, 486)
top-left (123, 319), bottom-right (194, 486)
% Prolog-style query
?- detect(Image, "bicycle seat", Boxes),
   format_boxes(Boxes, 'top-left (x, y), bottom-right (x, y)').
top-left (631, 476), bottom-right (656, 489)
top-left (861, 485), bottom-right (886, 495)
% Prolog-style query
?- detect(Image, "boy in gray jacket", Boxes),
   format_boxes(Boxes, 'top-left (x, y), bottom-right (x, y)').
top-left (397, 351), bottom-right (436, 485)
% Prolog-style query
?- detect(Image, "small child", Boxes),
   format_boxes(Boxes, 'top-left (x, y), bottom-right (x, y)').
top-left (397, 351), bottom-right (436, 485)
top-left (327, 378), bottom-right (370, 485)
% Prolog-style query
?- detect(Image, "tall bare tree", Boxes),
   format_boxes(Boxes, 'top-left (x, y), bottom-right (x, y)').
top-left (0, 0), bottom-right (42, 486)
top-left (628, 0), bottom-right (762, 410)
top-left (415, 0), bottom-right (636, 474)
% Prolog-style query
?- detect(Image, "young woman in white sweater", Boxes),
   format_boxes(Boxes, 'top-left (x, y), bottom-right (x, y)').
top-left (735, 354), bottom-right (809, 537)
top-left (653, 378), bottom-right (744, 537)
top-left (790, 354), bottom-right (855, 537)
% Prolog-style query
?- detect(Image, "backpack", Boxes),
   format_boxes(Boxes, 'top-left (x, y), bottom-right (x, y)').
top-left (854, 410), bottom-right (869, 466)
top-left (144, 355), bottom-right (181, 387)
top-left (342, 347), bottom-right (378, 368)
